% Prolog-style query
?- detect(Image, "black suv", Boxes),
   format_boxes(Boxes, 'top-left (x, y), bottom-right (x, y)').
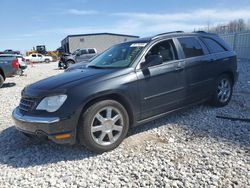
top-left (12, 31), bottom-right (238, 153)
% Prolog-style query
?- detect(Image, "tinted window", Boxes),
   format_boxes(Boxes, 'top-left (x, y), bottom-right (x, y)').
top-left (178, 37), bottom-right (204, 58)
top-left (88, 49), bottom-right (96, 54)
top-left (32, 54), bottom-right (36, 57)
top-left (147, 40), bottom-right (177, 64)
top-left (38, 55), bottom-right (42, 57)
top-left (202, 37), bottom-right (227, 53)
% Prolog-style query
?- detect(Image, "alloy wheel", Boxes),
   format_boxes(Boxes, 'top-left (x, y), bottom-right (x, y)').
top-left (90, 107), bottom-right (124, 146)
top-left (217, 78), bottom-right (231, 103)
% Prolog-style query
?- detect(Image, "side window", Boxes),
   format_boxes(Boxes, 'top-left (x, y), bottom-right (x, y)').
top-left (178, 37), bottom-right (204, 58)
top-left (88, 49), bottom-right (96, 54)
top-left (38, 54), bottom-right (42, 57)
top-left (146, 40), bottom-right (177, 64)
top-left (80, 50), bottom-right (87, 55)
top-left (202, 37), bottom-right (227, 53)
top-left (31, 54), bottom-right (36, 57)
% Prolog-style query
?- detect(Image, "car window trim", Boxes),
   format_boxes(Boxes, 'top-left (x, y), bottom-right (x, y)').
top-left (176, 36), bottom-right (206, 59)
top-left (146, 59), bottom-right (183, 70)
top-left (135, 38), bottom-right (180, 70)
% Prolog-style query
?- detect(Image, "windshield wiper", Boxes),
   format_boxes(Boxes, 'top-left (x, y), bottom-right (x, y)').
top-left (88, 65), bottom-right (123, 69)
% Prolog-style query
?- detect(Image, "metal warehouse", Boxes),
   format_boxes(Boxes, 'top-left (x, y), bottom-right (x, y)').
top-left (61, 33), bottom-right (139, 53)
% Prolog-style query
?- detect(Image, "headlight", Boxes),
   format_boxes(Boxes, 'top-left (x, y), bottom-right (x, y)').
top-left (36, 95), bottom-right (67, 112)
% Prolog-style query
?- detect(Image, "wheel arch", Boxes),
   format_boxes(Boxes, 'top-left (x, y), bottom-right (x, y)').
top-left (221, 71), bottom-right (235, 85)
top-left (66, 59), bottom-right (75, 64)
top-left (79, 92), bottom-right (135, 128)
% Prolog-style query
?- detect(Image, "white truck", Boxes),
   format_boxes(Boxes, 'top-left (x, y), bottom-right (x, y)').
top-left (24, 53), bottom-right (53, 63)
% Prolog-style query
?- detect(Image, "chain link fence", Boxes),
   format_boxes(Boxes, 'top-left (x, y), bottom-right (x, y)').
top-left (220, 31), bottom-right (250, 60)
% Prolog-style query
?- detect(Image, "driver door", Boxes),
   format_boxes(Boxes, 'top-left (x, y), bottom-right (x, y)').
top-left (31, 54), bottom-right (38, 62)
top-left (76, 49), bottom-right (88, 62)
top-left (136, 39), bottom-right (186, 120)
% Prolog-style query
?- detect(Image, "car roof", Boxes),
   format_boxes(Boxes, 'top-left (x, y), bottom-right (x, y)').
top-left (125, 37), bottom-right (152, 44)
top-left (127, 31), bottom-right (218, 44)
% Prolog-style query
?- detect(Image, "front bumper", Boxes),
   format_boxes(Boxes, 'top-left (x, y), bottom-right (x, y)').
top-left (12, 107), bottom-right (78, 144)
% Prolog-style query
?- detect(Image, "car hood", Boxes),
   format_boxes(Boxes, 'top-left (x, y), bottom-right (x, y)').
top-left (65, 61), bottom-right (89, 71)
top-left (25, 68), bottom-right (118, 95)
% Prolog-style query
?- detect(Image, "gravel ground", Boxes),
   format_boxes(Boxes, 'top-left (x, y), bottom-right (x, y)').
top-left (0, 61), bottom-right (249, 187)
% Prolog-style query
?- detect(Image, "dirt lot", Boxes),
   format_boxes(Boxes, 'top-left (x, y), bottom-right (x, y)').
top-left (0, 61), bottom-right (249, 187)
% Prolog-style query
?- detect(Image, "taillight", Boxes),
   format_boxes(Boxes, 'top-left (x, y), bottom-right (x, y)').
top-left (12, 59), bottom-right (19, 69)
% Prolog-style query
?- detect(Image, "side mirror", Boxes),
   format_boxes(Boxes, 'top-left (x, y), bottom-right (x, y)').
top-left (76, 52), bottom-right (81, 56)
top-left (141, 54), bottom-right (163, 69)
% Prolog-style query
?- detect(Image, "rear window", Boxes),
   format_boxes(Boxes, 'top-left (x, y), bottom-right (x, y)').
top-left (178, 37), bottom-right (204, 58)
top-left (88, 49), bottom-right (96, 54)
top-left (202, 37), bottom-right (227, 53)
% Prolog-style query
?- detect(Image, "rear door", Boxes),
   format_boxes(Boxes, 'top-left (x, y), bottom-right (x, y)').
top-left (37, 54), bottom-right (43, 62)
top-left (136, 39), bottom-right (186, 120)
top-left (176, 36), bottom-right (214, 104)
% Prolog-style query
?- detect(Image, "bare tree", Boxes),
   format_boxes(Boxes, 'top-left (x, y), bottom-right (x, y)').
top-left (197, 19), bottom-right (249, 34)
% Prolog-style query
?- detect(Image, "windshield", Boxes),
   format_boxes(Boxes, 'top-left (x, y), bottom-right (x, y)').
top-left (88, 42), bottom-right (147, 68)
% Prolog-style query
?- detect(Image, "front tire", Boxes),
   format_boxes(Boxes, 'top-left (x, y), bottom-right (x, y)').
top-left (64, 60), bottom-right (75, 69)
top-left (78, 100), bottom-right (129, 153)
top-left (210, 74), bottom-right (233, 107)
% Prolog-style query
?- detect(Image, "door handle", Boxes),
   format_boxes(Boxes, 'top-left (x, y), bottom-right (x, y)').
top-left (222, 58), bottom-right (230, 62)
top-left (175, 61), bottom-right (185, 71)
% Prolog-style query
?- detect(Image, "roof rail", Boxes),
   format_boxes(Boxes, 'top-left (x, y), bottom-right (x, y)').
top-left (194, 31), bottom-right (207, 33)
top-left (194, 31), bottom-right (217, 35)
top-left (152, 31), bottom-right (184, 39)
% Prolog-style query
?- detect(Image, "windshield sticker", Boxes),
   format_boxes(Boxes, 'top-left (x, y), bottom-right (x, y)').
top-left (130, 43), bottom-right (147, 47)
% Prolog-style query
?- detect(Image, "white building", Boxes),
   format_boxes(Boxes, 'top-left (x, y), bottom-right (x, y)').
top-left (61, 33), bottom-right (139, 53)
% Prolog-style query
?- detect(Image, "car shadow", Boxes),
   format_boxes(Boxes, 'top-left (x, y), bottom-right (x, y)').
top-left (0, 126), bottom-right (96, 168)
top-left (0, 105), bottom-right (249, 168)
top-left (1, 82), bottom-right (16, 88)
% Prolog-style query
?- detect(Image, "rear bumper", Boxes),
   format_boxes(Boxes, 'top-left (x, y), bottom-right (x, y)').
top-left (12, 107), bottom-right (78, 144)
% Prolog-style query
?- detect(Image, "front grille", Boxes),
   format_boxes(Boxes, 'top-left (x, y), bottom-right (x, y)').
top-left (19, 97), bottom-right (36, 112)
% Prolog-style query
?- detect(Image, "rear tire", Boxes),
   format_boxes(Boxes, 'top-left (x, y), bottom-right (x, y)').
top-left (78, 100), bottom-right (129, 153)
top-left (210, 74), bottom-right (233, 107)
top-left (0, 74), bottom-right (4, 88)
top-left (45, 59), bottom-right (50, 63)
